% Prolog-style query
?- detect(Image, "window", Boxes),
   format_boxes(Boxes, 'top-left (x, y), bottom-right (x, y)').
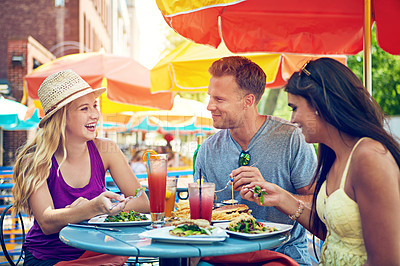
top-left (55, 0), bottom-right (64, 7)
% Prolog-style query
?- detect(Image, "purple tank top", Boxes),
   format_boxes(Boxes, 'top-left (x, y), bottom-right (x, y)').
top-left (23, 140), bottom-right (106, 261)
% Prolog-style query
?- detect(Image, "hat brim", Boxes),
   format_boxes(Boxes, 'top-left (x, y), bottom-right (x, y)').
top-left (38, 87), bottom-right (106, 128)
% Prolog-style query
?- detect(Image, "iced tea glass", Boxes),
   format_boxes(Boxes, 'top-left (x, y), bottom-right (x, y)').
top-left (165, 177), bottom-right (177, 217)
top-left (188, 182), bottom-right (215, 222)
top-left (145, 153), bottom-right (168, 228)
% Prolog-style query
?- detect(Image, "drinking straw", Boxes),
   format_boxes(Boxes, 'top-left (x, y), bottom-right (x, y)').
top-left (146, 152), bottom-right (151, 174)
top-left (231, 177), bottom-right (234, 205)
top-left (199, 168), bottom-right (202, 218)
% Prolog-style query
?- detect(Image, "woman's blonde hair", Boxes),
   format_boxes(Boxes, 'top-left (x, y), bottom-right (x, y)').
top-left (12, 106), bottom-right (69, 215)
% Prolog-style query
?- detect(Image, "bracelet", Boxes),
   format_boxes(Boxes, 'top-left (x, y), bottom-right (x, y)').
top-left (288, 200), bottom-right (304, 221)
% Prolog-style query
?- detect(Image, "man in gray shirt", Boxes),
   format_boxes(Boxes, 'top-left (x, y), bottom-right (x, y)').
top-left (195, 56), bottom-right (317, 265)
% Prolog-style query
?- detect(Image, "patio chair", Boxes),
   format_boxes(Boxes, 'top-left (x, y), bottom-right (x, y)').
top-left (0, 204), bottom-right (26, 265)
top-left (126, 256), bottom-right (159, 265)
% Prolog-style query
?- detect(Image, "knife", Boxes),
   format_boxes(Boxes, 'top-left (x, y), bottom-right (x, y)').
top-left (68, 223), bottom-right (121, 232)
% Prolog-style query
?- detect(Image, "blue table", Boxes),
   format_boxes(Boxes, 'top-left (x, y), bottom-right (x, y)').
top-left (60, 224), bottom-right (290, 266)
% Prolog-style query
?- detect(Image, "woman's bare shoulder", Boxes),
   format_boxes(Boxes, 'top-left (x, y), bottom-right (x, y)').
top-left (353, 138), bottom-right (389, 159)
top-left (93, 137), bottom-right (118, 149)
top-left (351, 138), bottom-right (399, 185)
top-left (93, 138), bottom-right (121, 157)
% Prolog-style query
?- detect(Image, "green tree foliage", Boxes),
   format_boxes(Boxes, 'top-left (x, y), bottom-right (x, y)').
top-left (161, 29), bottom-right (186, 58)
top-left (347, 26), bottom-right (400, 115)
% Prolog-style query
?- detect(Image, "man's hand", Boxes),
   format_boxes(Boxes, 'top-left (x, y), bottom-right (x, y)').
top-left (230, 166), bottom-right (265, 191)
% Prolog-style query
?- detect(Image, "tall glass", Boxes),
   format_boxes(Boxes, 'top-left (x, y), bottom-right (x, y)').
top-left (145, 153), bottom-right (168, 228)
top-left (165, 177), bottom-right (177, 217)
top-left (188, 182), bottom-right (215, 222)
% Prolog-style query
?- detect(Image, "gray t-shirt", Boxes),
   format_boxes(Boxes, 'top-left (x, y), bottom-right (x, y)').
top-left (195, 116), bottom-right (317, 265)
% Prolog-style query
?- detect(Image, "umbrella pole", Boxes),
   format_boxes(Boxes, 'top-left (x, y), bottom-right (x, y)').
top-left (99, 95), bottom-right (104, 137)
top-left (363, 0), bottom-right (372, 95)
top-left (0, 127), bottom-right (3, 166)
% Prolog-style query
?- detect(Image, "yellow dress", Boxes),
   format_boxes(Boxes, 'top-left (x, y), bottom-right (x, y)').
top-left (316, 138), bottom-right (368, 265)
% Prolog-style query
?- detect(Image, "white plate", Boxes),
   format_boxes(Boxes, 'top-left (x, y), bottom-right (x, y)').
top-left (88, 214), bottom-right (151, 226)
top-left (211, 219), bottom-right (230, 224)
top-left (139, 226), bottom-right (228, 244)
top-left (215, 222), bottom-right (293, 239)
top-left (222, 199), bottom-right (238, 205)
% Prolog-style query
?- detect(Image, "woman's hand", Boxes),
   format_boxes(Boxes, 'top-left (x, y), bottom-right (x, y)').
top-left (65, 197), bottom-right (89, 208)
top-left (240, 182), bottom-right (283, 207)
top-left (92, 191), bottom-right (128, 216)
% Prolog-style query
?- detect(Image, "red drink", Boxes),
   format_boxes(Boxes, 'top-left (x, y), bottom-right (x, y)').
top-left (188, 183), bottom-right (215, 222)
top-left (189, 194), bottom-right (214, 221)
top-left (148, 169), bottom-right (167, 213)
top-left (145, 154), bottom-right (168, 227)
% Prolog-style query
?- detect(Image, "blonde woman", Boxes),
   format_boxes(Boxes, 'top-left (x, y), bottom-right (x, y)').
top-left (12, 70), bottom-right (149, 265)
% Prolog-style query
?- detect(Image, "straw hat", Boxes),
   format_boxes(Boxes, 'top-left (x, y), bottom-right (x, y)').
top-left (38, 69), bottom-right (106, 128)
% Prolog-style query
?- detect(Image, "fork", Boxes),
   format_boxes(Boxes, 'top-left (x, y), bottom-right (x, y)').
top-left (215, 163), bottom-right (257, 193)
top-left (109, 187), bottom-right (146, 210)
top-left (215, 178), bottom-right (234, 193)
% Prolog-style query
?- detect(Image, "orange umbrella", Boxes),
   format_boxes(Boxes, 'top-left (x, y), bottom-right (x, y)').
top-left (157, 0), bottom-right (400, 93)
top-left (24, 52), bottom-right (174, 112)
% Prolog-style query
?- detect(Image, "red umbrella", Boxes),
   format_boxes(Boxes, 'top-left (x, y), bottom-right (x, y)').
top-left (24, 52), bottom-right (174, 112)
top-left (157, 0), bottom-right (399, 55)
top-left (156, 0), bottom-right (399, 93)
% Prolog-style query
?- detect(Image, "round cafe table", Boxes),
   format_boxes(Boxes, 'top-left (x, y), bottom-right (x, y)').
top-left (60, 224), bottom-right (290, 266)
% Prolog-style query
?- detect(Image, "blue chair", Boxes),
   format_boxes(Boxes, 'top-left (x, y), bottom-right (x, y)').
top-left (307, 231), bottom-right (322, 264)
top-left (0, 205), bottom-right (26, 265)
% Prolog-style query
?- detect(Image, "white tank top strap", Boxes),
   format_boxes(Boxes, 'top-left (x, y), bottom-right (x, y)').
top-left (340, 137), bottom-right (370, 188)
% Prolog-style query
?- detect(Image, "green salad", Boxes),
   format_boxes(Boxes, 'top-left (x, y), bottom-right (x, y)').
top-left (228, 218), bottom-right (277, 234)
top-left (169, 224), bottom-right (212, 237)
top-left (105, 210), bottom-right (148, 222)
top-left (253, 185), bottom-right (268, 206)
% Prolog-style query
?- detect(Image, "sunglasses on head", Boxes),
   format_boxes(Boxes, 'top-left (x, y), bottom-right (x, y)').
top-left (299, 62), bottom-right (323, 87)
top-left (238, 150), bottom-right (251, 167)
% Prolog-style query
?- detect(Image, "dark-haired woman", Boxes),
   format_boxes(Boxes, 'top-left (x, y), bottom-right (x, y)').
top-left (241, 58), bottom-right (400, 265)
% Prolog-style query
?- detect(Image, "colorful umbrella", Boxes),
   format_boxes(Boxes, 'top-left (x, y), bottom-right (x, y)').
top-left (126, 115), bottom-right (215, 135)
top-left (127, 95), bottom-right (215, 135)
top-left (135, 95), bottom-right (213, 127)
top-left (156, 0), bottom-right (400, 93)
top-left (0, 96), bottom-right (39, 131)
top-left (24, 52), bottom-right (174, 112)
top-left (0, 96), bottom-right (40, 166)
top-left (156, 0), bottom-right (399, 55)
top-left (128, 116), bottom-right (160, 132)
top-left (150, 40), bottom-right (346, 92)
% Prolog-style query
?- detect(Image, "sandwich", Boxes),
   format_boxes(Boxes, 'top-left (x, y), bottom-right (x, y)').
top-left (169, 219), bottom-right (212, 237)
top-left (212, 204), bottom-right (252, 221)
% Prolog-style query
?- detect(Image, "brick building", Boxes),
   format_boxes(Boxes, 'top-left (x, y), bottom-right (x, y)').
top-left (0, 0), bottom-right (136, 165)
top-left (0, 0), bottom-right (113, 100)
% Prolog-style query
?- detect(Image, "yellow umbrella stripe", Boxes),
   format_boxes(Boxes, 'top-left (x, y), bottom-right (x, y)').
top-left (150, 41), bottom-right (281, 93)
top-left (156, 0), bottom-right (244, 17)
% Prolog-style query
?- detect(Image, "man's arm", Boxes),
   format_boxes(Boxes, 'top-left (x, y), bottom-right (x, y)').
top-left (294, 183), bottom-right (315, 207)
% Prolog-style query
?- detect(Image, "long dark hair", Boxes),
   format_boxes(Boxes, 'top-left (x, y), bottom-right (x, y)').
top-left (285, 57), bottom-right (400, 236)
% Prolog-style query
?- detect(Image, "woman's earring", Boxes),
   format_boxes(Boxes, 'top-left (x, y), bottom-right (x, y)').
top-left (315, 111), bottom-right (319, 116)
